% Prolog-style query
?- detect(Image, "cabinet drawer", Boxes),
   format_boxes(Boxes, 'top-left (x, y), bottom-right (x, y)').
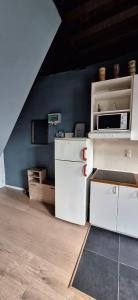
top-left (29, 182), bottom-right (55, 204)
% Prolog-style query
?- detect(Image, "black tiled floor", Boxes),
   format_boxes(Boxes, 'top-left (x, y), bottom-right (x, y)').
top-left (119, 235), bottom-right (138, 270)
top-left (73, 226), bottom-right (138, 300)
top-left (73, 250), bottom-right (118, 300)
top-left (119, 264), bottom-right (138, 300)
top-left (85, 226), bottom-right (119, 261)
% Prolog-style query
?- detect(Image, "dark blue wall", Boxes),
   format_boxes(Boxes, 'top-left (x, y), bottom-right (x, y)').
top-left (4, 51), bottom-right (138, 187)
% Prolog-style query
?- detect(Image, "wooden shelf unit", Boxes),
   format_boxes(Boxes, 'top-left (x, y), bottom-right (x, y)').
top-left (27, 168), bottom-right (55, 205)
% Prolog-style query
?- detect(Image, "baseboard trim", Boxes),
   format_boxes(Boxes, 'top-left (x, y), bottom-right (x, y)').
top-left (5, 185), bottom-right (24, 191)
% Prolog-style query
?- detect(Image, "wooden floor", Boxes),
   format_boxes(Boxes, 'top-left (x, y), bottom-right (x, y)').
top-left (0, 187), bottom-right (94, 300)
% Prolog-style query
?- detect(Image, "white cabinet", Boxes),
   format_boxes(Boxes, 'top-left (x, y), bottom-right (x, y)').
top-left (117, 186), bottom-right (138, 238)
top-left (90, 182), bottom-right (118, 231)
top-left (89, 75), bottom-right (138, 140)
top-left (90, 181), bottom-right (138, 238)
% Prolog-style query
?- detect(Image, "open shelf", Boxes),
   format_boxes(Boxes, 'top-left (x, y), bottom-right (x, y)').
top-left (28, 168), bottom-right (46, 184)
top-left (93, 90), bottom-right (131, 113)
top-left (93, 109), bottom-right (131, 115)
top-left (93, 76), bottom-right (132, 93)
top-left (94, 89), bottom-right (132, 100)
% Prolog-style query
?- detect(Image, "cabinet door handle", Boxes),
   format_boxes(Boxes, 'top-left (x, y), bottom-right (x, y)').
top-left (83, 164), bottom-right (87, 177)
top-left (112, 186), bottom-right (117, 194)
top-left (82, 147), bottom-right (87, 161)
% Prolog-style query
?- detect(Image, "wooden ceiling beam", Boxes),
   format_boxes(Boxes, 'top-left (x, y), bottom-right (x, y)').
top-left (73, 15), bottom-right (138, 50)
top-left (64, 0), bottom-right (136, 30)
top-left (73, 30), bottom-right (138, 71)
top-left (70, 5), bottom-right (138, 44)
top-left (80, 28), bottom-right (138, 56)
top-left (64, 0), bottom-right (113, 22)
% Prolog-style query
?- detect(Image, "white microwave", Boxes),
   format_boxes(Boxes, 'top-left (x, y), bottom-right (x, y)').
top-left (97, 112), bottom-right (130, 131)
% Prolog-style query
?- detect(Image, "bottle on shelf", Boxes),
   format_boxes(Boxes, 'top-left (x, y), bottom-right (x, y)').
top-left (128, 60), bottom-right (136, 76)
top-left (113, 64), bottom-right (120, 78)
top-left (99, 67), bottom-right (106, 81)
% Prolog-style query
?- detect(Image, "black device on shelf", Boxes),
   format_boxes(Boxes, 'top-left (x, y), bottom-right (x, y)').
top-left (74, 122), bottom-right (86, 137)
top-left (31, 119), bottom-right (48, 145)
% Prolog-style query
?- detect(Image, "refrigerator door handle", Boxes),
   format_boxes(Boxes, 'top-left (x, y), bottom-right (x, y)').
top-left (83, 164), bottom-right (87, 177)
top-left (82, 147), bottom-right (87, 161)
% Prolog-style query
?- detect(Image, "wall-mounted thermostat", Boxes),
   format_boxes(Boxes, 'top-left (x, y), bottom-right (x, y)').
top-left (48, 113), bottom-right (61, 125)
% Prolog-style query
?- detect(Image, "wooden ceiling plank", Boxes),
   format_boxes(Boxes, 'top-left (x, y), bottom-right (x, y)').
top-left (74, 15), bottom-right (138, 50)
top-left (80, 27), bottom-right (138, 55)
top-left (75, 30), bottom-right (138, 71)
top-left (65, 1), bottom-right (138, 35)
top-left (64, 0), bottom-right (114, 22)
top-left (71, 5), bottom-right (138, 43)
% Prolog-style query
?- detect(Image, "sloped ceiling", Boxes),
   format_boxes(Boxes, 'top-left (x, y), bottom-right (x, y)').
top-left (0, 0), bottom-right (61, 155)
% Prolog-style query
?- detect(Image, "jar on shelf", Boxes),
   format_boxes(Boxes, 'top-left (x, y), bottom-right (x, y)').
top-left (113, 64), bottom-right (120, 78)
top-left (99, 67), bottom-right (106, 81)
top-left (128, 60), bottom-right (136, 76)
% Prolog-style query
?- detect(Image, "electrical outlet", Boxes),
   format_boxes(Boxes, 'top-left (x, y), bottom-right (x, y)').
top-left (124, 149), bottom-right (132, 158)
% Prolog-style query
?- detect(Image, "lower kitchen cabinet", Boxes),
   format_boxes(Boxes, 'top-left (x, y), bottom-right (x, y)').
top-left (90, 181), bottom-right (138, 238)
top-left (90, 182), bottom-right (118, 231)
top-left (117, 186), bottom-right (138, 238)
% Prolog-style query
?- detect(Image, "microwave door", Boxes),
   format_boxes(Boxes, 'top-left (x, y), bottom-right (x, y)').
top-left (97, 114), bottom-right (121, 130)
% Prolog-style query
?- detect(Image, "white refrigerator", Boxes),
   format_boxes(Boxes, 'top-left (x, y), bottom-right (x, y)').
top-left (55, 138), bottom-right (93, 225)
